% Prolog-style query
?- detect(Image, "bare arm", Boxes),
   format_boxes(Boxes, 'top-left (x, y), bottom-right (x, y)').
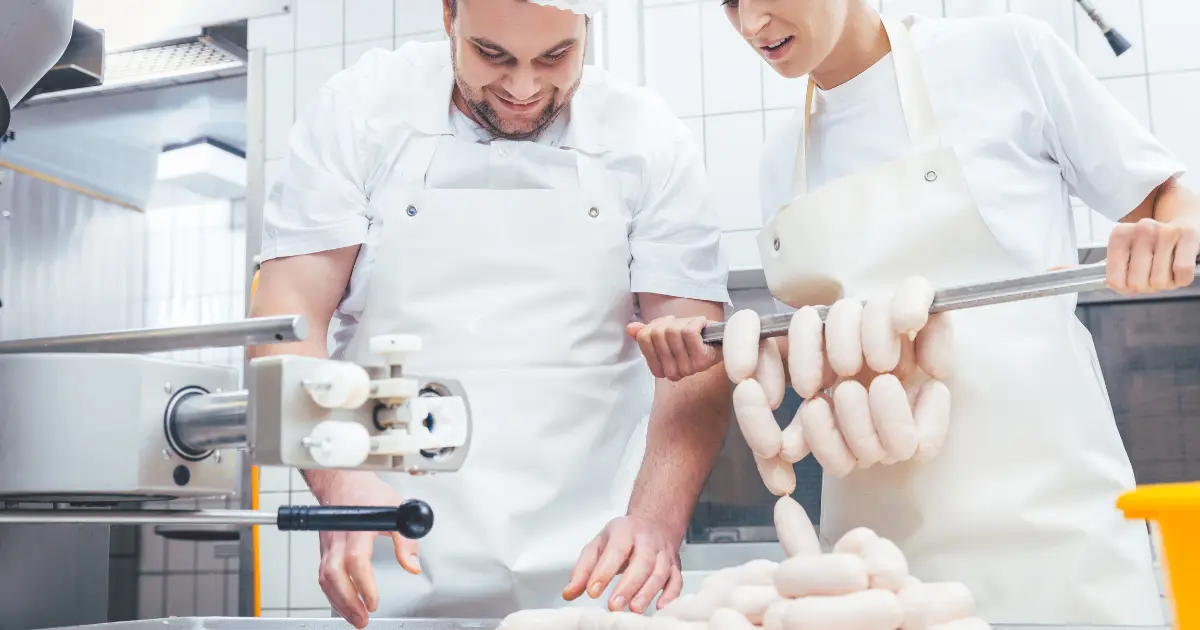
top-left (625, 293), bottom-right (731, 544)
top-left (247, 246), bottom-right (377, 497)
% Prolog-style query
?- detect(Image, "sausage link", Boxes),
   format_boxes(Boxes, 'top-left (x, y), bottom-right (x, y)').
top-left (755, 338), bottom-right (787, 410)
top-left (862, 293), bottom-right (901, 373)
top-left (780, 590), bottom-right (904, 630)
top-left (825, 299), bottom-right (865, 377)
top-left (780, 411), bottom-right (810, 464)
top-left (832, 380), bottom-right (886, 467)
top-left (861, 536), bottom-right (910, 592)
top-left (773, 553), bottom-right (869, 597)
top-left (900, 582), bottom-right (978, 630)
top-left (868, 374), bottom-right (918, 462)
top-left (755, 454), bottom-right (797, 497)
top-left (788, 306), bottom-right (827, 399)
top-left (733, 379), bottom-right (784, 458)
top-left (723, 309), bottom-right (761, 384)
top-left (727, 586), bottom-right (783, 624)
top-left (831, 526), bottom-right (878, 555)
top-left (798, 394), bottom-right (857, 477)
top-left (709, 608), bottom-right (757, 630)
top-left (914, 312), bottom-right (953, 379)
top-left (774, 495), bottom-right (822, 557)
top-left (891, 276), bottom-right (935, 337)
top-left (913, 380), bottom-right (952, 462)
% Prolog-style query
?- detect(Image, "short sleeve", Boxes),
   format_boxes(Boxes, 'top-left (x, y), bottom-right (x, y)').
top-left (629, 130), bottom-right (730, 304)
top-left (1030, 19), bottom-right (1186, 221)
top-left (260, 83), bottom-right (372, 261)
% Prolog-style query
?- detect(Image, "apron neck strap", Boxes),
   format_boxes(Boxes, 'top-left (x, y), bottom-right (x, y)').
top-left (791, 16), bottom-right (942, 196)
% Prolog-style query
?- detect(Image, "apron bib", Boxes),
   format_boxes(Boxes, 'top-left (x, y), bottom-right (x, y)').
top-left (758, 17), bottom-right (1162, 625)
top-left (343, 131), bottom-right (653, 617)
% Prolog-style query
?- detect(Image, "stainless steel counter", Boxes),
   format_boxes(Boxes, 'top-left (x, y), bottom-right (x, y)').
top-left (42, 619), bottom-right (1172, 630)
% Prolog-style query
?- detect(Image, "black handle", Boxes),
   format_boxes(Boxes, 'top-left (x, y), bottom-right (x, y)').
top-left (276, 499), bottom-right (434, 539)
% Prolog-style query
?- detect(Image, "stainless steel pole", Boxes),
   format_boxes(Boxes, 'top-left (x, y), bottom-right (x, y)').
top-left (0, 315), bottom-right (307, 355)
top-left (0, 509), bottom-right (276, 526)
top-left (171, 390), bottom-right (249, 454)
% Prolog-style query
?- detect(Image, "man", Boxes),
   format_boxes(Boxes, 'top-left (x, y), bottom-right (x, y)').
top-left (248, 0), bottom-right (731, 626)
top-left (643, 0), bottom-right (1199, 625)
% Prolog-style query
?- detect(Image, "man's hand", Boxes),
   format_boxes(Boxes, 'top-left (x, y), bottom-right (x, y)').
top-left (314, 472), bottom-right (421, 629)
top-left (562, 516), bottom-right (683, 614)
top-left (1106, 217), bottom-right (1199, 295)
top-left (627, 316), bottom-right (719, 382)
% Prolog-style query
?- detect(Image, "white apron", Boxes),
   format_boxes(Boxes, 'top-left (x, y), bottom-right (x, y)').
top-left (343, 128), bottom-right (653, 617)
top-left (758, 17), bottom-right (1162, 625)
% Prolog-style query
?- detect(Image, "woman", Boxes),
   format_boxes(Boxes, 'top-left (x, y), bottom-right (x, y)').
top-left (631, 0), bottom-right (1200, 624)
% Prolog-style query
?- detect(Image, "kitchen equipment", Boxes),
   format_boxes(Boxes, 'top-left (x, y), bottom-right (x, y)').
top-left (1075, 0), bottom-right (1132, 56)
top-left (1120, 483), bottom-right (1200, 630)
top-left (701, 258), bottom-right (1200, 344)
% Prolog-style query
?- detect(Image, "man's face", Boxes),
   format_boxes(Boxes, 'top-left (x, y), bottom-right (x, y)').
top-left (722, 0), bottom-right (849, 79)
top-left (444, 0), bottom-right (588, 140)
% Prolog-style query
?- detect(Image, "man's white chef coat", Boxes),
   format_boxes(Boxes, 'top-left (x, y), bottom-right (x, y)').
top-left (760, 14), bottom-right (1186, 281)
top-left (261, 41), bottom-right (729, 356)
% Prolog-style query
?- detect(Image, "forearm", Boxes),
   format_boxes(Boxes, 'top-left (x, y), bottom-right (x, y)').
top-left (627, 364), bottom-right (731, 544)
top-left (1151, 178), bottom-right (1200, 230)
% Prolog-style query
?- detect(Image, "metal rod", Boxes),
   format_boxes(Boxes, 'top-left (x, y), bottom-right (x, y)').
top-left (171, 390), bottom-right (249, 453)
top-left (0, 509), bottom-right (276, 526)
top-left (0, 315), bottom-right (308, 355)
top-left (701, 258), bottom-right (1200, 344)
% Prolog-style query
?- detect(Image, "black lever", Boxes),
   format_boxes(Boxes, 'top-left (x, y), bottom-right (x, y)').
top-left (276, 499), bottom-right (434, 539)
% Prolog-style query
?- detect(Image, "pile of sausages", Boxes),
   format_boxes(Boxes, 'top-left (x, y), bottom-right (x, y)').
top-left (496, 517), bottom-right (986, 630)
top-left (725, 277), bottom-right (955, 481)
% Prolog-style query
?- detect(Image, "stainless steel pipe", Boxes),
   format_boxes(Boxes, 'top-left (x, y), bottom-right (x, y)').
top-left (171, 390), bottom-right (249, 454)
top-left (0, 509), bottom-right (276, 526)
top-left (0, 316), bottom-right (308, 355)
top-left (701, 258), bottom-right (1200, 344)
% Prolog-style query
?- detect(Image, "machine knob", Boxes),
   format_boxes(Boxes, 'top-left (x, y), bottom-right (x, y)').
top-left (304, 420), bottom-right (372, 468)
top-left (369, 334), bottom-right (422, 368)
top-left (276, 499), bottom-right (434, 539)
top-left (302, 362), bottom-right (372, 409)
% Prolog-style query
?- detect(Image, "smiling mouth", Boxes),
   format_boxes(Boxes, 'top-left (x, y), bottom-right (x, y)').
top-left (495, 92), bottom-right (543, 111)
top-left (761, 36), bottom-right (793, 52)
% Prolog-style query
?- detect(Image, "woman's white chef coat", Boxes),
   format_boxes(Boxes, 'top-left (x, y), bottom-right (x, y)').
top-left (760, 14), bottom-right (1186, 284)
top-left (261, 40), bottom-right (729, 354)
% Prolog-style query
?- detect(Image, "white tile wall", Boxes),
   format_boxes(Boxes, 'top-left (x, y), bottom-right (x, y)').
top-left (246, 0), bottom-right (1200, 617)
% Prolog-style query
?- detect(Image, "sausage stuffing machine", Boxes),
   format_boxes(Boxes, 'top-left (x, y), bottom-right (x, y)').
top-left (0, 314), bottom-right (472, 534)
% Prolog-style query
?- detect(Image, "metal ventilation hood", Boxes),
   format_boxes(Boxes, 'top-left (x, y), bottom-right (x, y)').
top-left (26, 23), bottom-right (247, 105)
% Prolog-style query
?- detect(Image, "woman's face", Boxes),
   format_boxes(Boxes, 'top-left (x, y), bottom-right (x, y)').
top-left (722, 0), bottom-right (849, 79)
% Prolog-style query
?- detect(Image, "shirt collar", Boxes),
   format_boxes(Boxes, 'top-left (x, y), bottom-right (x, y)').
top-left (408, 46), bottom-right (609, 155)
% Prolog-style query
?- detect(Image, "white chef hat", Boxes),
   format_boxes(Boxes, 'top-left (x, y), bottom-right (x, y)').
top-left (528, 0), bottom-right (605, 16)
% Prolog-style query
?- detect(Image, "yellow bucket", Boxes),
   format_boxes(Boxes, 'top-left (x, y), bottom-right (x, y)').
top-left (1118, 482), bottom-right (1200, 630)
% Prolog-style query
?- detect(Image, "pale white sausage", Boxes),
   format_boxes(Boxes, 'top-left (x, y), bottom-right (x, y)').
top-left (895, 336), bottom-right (918, 382)
top-left (723, 309), bottom-right (761, 384)
top-left (928, 617), bottom-right (991, 630)
top-left (787, 306), bottom-right (827, 399)
top-left (891, 277), bottom-right (935, 337)
top-left (498, 608), bottom-right (585, 630)
top-left (780, 590), bottom-right (904, 630)
top-left (868, 374), bottom-right (919, 462)
top-left (861, 536), bottom-right (910, 592)
top-left (609, 612), bottom-right (656, 630)
top-left (699, 569), bottom-right (737, 593)
top-left (825, 299), bottom-right (864, 377)
top-left (656, 593), bottom-right (718, 622)
top-left (798, 394), bottom-right (856, 478)
top-left (577, 608), bottom-right (619, 630)
top-left (754, 454), bottom-right (797, 497)
top-left (733, 379), bottom-right (784, 459)
top-left (726, 587), bottom-right (782, 625)
top-left (774, 495), bottom-right (821, 557)
top-left (914, 312), bottom-right (953, 379)
top-left (832, 380), bottom-right (886, 467)
top-left (773, 552), bottom-right (870, 597)
top-left (755, 338), bottom-right (787, 410)
top-left (779, 411), bottom-right (809, 464)
top-left (862, 294), bottom-right (901, 373)
top-left (728, 559), bottom-right (779, 586)
top-left (899, 581), bottom-right (978, 630)
top-left (709, 607), bottom-right (757, 630)
top-left (761, 601), bottom-right (789, 630)
top-left (831, 526), bottom-right (878, 555)
top-left (913, 379), bottom-right (952, 462)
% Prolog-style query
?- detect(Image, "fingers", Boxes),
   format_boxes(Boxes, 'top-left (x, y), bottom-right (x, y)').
top-left (1108, 218), bottom-right (1197, 294)
top-left (585, 526), bottom-right (635, 600)
top-left (390, 532), bottom-right (421, 574)
top-left (629, 552), bottom-right (673, 613)
top-left (320, 534), bottom-right (370, 629)
top-left (1175, 230), bottom-right (1199, 287)
top-left (564, 536), bottom-right (603, 601)
top-left (634, 315), bottom-right (717, 382)
top-left (609, 548), bottom-right (657, 612)
top-left (659, 564), bottom-right (685, 608)
top-left (345, 536), bottom-right (379, 614)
